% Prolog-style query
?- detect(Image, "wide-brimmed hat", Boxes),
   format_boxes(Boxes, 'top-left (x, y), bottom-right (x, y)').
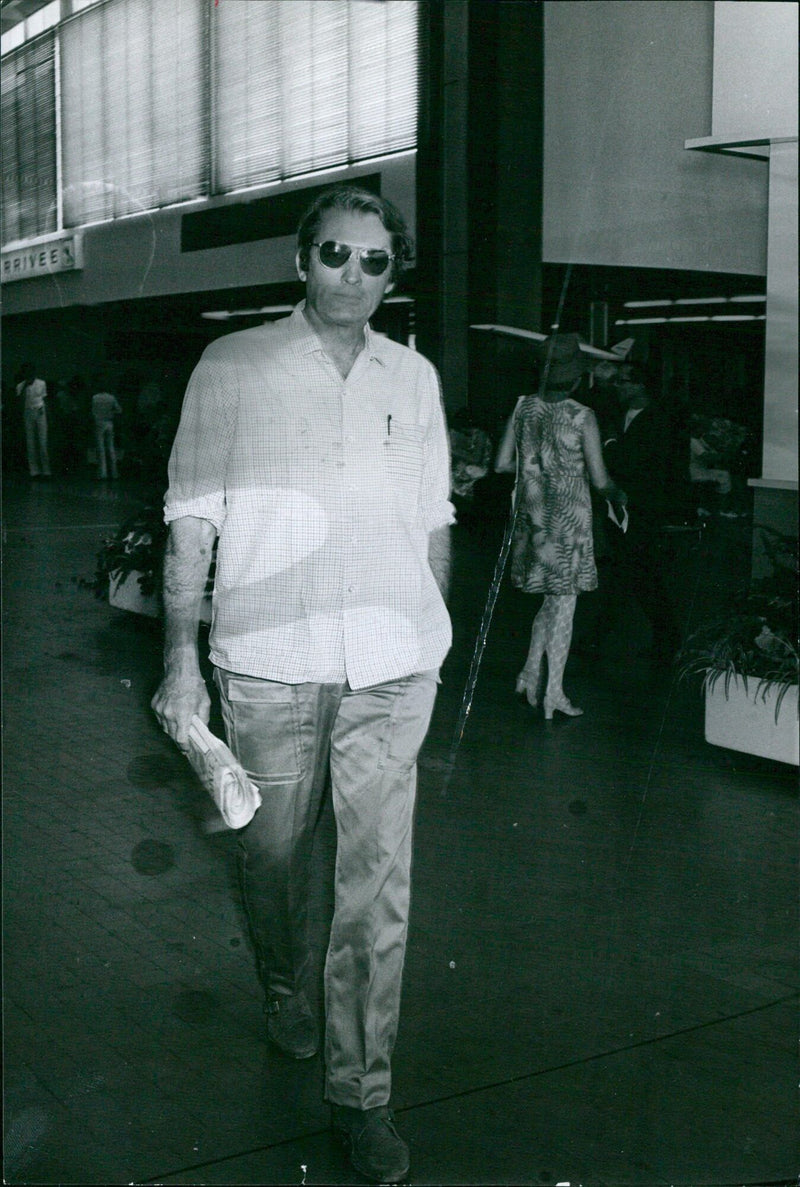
top-left (538, 332), bottom-right (588, 389)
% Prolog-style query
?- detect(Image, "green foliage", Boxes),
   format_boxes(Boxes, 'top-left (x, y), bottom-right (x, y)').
top-left (89, 507), bottom-right (167, 599)
top-left (88, 506), bottom-right (216, 603)
top-left (677, 526), bottom-right (798, 722)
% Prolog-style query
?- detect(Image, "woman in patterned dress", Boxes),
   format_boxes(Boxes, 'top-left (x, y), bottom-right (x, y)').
top-left (498, 334), bottom-right (625, 719)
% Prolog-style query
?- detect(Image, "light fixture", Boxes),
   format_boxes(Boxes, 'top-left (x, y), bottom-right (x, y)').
top-left (711, 314), bottom-right (765, 322)
top-left (201, 295), bottom-right (414, 320)
top-left (623, 300), bottom-right (673, 309)
top-left (201, 304), bottom-right (295, 320)
top-left (674, 297), bottom-right (728, 306)
top-left (729, 294), bottom-right (767, 303)
top-left (615, 317), bottom-right (668, 325)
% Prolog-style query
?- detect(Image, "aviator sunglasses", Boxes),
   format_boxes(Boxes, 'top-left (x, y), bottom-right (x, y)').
top-left (312, 240), bottom-right (395, 277)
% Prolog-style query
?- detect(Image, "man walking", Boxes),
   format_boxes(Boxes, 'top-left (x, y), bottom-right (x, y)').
top-left (91, 379), bottom-right (123, 479)
top-left (152, 185), bottom-right (453, 1184)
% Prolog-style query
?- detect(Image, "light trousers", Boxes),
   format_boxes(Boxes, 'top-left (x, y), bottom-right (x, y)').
top-left (24, 406), bottom-right (51, 476)
top-left (94, 419), bottom-right (118, 478)
top-left (214, 667), bottom-right (438, 1109)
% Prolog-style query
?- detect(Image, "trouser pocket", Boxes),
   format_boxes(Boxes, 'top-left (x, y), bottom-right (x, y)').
top-left (214, 670), bottom-right (305, 784)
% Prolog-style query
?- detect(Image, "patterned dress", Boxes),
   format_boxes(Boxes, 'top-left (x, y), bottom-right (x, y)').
top-left (510, 395), bottom-right (598, 595)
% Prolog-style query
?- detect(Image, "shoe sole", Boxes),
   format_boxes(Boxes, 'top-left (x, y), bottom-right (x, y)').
top-left (335, 1130), bottom-right (410, 1184)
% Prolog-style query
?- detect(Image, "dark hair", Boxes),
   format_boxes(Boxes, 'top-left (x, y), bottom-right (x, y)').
top-left (296, 184), bottom-right (414, 282)
top-left (618, 362), bottom-right (651, 388)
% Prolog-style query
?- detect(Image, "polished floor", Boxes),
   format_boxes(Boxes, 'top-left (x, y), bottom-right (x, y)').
top-left (2, 472), bottom-right (797, 1186)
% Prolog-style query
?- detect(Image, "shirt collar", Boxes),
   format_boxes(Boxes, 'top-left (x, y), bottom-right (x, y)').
top-left (286, 302), bottom-right (388, 367)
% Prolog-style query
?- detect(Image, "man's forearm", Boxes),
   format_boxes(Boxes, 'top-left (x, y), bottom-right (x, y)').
top-left (428, 525), bottom-right (451, 602)
top-left (161, 517), bottom-right (216, 674)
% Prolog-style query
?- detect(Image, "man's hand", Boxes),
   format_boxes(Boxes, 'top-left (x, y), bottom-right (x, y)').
top-left (151, 672), bottom-right (210, 750)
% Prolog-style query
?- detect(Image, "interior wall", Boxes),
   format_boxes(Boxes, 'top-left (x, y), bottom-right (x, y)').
top-left (465, 0), bottom-right (544, 429)
top-left (414, 0), bottom-right (470, 410)
top-left (542, 0), bottom-right (768, 274)
top-left (712, 0), bottom-right (798, 140)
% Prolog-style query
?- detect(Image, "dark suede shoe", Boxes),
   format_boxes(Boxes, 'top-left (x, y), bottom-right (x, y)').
top-left (264, 991), bottom-right (318, 1060)
top-left (331, 1103), bottom-right (410, 1183)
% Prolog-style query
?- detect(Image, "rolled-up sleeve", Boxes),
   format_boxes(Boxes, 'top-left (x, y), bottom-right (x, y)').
top-left (164, 352), bottom-right (237, 531)
top-left (419, 364), bottom-right (456, 532)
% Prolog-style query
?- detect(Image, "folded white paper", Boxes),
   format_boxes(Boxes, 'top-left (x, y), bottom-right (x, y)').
top-left (607, 501), bottom-right (629, 533)
top-left (185, 716), bottom-right (262, 830)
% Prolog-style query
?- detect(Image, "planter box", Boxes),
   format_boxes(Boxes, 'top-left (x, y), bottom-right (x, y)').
top-left (109, 572), bottom-right (161, 617)
top-left (109, 571), bottom-right (211, 623)
top-left (704, 675), bottom-right (798, 765)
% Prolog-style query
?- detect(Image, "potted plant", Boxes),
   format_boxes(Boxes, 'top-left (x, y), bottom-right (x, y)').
top-left (677, 526), bottom-right (798, 764)
top-left (89, 506), bottom-right (213, 621)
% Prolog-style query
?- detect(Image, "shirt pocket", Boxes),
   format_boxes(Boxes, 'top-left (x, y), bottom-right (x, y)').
top-left (384, 420), bottom-right (425, 521)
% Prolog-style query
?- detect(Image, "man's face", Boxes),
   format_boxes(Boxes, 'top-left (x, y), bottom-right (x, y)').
top-left (298, 210), bottom-right (395, 331)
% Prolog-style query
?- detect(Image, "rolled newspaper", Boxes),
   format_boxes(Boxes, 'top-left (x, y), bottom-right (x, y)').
top-left (185, 715), bottom-right (262, 830)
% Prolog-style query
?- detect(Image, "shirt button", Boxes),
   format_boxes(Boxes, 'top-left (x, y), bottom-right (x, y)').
top-left (347, 585), bottom-right (355, 593)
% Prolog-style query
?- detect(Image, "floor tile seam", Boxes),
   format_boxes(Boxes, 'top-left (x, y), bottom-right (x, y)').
top-left (396, 989), bottom-right (800, 1116)
top-left (131, 992), bottom-right (800, 1186)
top-left (133, 1121), bottom-right (342, 1186)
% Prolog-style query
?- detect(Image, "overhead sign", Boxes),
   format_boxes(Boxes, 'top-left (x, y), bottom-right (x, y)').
top-left (1, 235), bottom-right (83, 283)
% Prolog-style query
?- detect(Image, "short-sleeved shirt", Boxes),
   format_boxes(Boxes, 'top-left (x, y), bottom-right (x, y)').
top-left (18, 378), bottom-right (46, 410)
top-left (92, 391), bottom-right (121, 423)
top-left (165, 304), bottom-right (455, 689)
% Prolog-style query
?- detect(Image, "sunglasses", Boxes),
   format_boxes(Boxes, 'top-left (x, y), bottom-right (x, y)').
top-left (312, 240), bottom-right (395, 277)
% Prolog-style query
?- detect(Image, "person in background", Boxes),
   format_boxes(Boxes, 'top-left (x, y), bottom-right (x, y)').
top-left (91, 378), bottom-right (123, 480)
top-left (449, 406), bottom-right (493, 531)
top-left (53, 377), bottom-right (84, 475)
top-left (150, 185), bottom-right (453, 1185)
top-left (580, 357), bottom-right (622, 575)
top-left (584, 359), bottom-right (621, 450)
top-left (603, 363), bottom-right (684, 667)
top-left (16, 362), bottom-right (51, 478)
top-left (495, 333), bottom-right (625, 718)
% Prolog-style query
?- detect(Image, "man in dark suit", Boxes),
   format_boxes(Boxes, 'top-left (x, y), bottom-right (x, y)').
top-left (603, 364), bottom-right (684, 667)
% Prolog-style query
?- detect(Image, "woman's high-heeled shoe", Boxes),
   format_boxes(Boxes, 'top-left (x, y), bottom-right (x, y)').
top-left (515, 669), bottom-right (542, 708)
top-left (543, 693), bottom-right (583, 720)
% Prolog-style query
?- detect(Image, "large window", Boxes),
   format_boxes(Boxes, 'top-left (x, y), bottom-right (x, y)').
top-left (60, 0), bottom-right (208, 226)
top-left (1, 0), bottom-right (418, 245)
top-left (1, 32), bottom-right (57, 243)
top-left (215, 0), bottom-right (418, 190)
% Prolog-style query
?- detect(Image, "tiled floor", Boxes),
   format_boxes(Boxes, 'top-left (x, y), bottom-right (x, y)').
top-left (2, 473), bottom-right (797, 1186)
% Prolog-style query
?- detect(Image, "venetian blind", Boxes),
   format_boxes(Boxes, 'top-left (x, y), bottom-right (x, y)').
top-left (1, 33), bottom-right (57, 243)
top-left (214, 0), bottom-right (418, 193)
top-left (60, 0), bottom-right (207, 226)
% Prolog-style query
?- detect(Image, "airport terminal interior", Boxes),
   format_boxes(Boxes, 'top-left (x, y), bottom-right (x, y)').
top-left (2, 1), bottom-right (797, 1184)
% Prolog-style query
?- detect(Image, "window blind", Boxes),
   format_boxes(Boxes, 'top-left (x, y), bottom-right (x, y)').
top-left (60, 0), bottom-right (207, 226)
top-left (214, 0), bottom-right (418, 193)
top-left (1, 33), bottom-right (57, 243)
top-left (349, 1), bottom-right (418, 160)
